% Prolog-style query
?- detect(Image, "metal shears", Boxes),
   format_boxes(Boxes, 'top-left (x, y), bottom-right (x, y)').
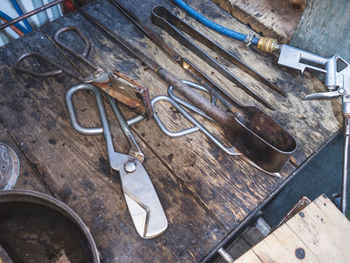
top-left (66, 83), bottom-right (168, 238)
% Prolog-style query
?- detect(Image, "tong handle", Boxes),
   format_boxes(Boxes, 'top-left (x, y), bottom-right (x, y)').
top-left (66, 84), bottom-right (144, 162)
top-left (66, 83), bottom-right (104, 135)
top-left (54, 26), bottom-right (98, 71)
top-left (15, 52), bottom-right (79, 79)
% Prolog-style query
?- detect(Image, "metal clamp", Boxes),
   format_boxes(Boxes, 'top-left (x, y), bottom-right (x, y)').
top-left (244, 33), bottom-right (255, 47)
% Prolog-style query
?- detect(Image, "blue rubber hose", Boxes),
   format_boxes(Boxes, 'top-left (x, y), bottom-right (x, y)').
top-left (0, 10), bottom-right (29, 34)
top-left (172, 0), bottom-right (259, 45)
top-left (11, 0), bottom-right (32, 31)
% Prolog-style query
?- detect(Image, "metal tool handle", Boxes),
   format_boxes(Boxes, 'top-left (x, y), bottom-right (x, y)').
top-left (15, 51), bottom-right (79, 79)
top-left (168, 80), bottom-right (214, 122)
top-left (106, 95), bottom-right (144, 162)
top-left (304, 89), bottom-right (343, 100)
top-left (66, 83), bottom-right (144, 161)
top-left (66, 84), bottom-right (104, 135)
top-left (341, 116), bottom-right (350, 214)
top-left (54, 26), bottom-right (98, 71)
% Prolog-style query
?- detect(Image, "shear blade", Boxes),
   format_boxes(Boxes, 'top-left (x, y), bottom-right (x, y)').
top-left (120, 160), bottom-right (168, 239)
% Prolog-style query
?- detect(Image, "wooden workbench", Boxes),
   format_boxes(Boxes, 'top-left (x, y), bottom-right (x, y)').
top-left (0, 0), bottom-right (341, 262)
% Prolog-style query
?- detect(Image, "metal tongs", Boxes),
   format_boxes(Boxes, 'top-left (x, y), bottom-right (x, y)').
top-left (66, 83), bottom-right (168, 238)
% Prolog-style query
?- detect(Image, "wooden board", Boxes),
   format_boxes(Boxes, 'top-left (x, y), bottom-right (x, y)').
top-left (212, 0), bottom-right (306, 41)
top-left (236, 195), bottom-right (350, 262)
top-left (0, 0), bottom-right (342, 261)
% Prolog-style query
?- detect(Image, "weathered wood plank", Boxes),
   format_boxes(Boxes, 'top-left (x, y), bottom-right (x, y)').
top-left (234, 249), bottom-right (262, 263)
top-left (236, 195), bottom-right (350, 262)
top-left (285, 197), bottom-right (350, 262)
top-left (272, 224), bottom-right (320, 262)
top-left (212, 0), bottom-right (305, 41)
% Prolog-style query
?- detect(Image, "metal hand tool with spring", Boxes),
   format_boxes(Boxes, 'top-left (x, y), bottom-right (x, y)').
top-left (66, 83), bottom-right (167, 239)
top-left (15, 26), bottom-right (152, 116)
top-left (78, 7), bottom-right (296, 173)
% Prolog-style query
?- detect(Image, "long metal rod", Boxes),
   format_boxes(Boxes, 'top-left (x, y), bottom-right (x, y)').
top-left (151, 7), bottom-right (274, 110)
top-left (78, 9), bottom-right (160, 72)
top-left (108, 0), bottom-right (242, 114)
top-left (0, 0), bottom-right (65, 32)
top-left (341, 116), bottom-right (350, 214)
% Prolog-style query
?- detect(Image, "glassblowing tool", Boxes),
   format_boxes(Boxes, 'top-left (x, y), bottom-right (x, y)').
top-left (66, 83), bottom-right (168, 238)
top-left (145, 80), bottom-right (289, 177)
top-left (78, 9), bottom-right (297, 173)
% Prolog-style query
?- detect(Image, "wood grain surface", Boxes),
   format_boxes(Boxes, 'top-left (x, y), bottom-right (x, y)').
top-left (212, 0), bottom-right (306, 41)
top-left (0, 0), bottom-right (341, 262)
top-left (236, 195), bottom-right (350, 263)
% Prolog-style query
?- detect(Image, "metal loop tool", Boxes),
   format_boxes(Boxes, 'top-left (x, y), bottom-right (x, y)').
top-left (15, 26), bottom-right (108, 83)
top-left (66, 83), bottom-right (167, 239)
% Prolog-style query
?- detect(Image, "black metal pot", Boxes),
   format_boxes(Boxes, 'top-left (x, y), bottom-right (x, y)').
top-left (0, 190), bottom-right (100, 263)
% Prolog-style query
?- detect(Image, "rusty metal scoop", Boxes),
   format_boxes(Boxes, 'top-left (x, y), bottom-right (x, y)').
top-left (148, 80), bottom-right (297, 173)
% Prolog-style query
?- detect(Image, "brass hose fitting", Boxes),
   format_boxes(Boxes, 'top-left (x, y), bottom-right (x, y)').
top-left (257, 37), bottom-right (280, 53)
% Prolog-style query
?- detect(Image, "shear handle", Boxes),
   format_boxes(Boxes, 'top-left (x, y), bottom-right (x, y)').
top-left (15, 52), bottom-right (80, 79)
top-left (54, 26), bottom-right (98, 71)
top-left (66, 84), bottom-right (104, 135)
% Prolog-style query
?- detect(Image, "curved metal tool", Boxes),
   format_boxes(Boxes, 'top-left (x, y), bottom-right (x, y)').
top-left (151, 85), bottom-right (281, 177)
top-left (0, 142), bottom-right (20, 190)
top-left (162, 80), bottom-right (295, 173)
top-left (15, 26), bottom-right (107, 83)
top-left (66, 83), bottom-right (167, 238)
top-left (15, 51), bottom-right (82, 80)
top-left (151, 6), bottom-right (276, 110)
